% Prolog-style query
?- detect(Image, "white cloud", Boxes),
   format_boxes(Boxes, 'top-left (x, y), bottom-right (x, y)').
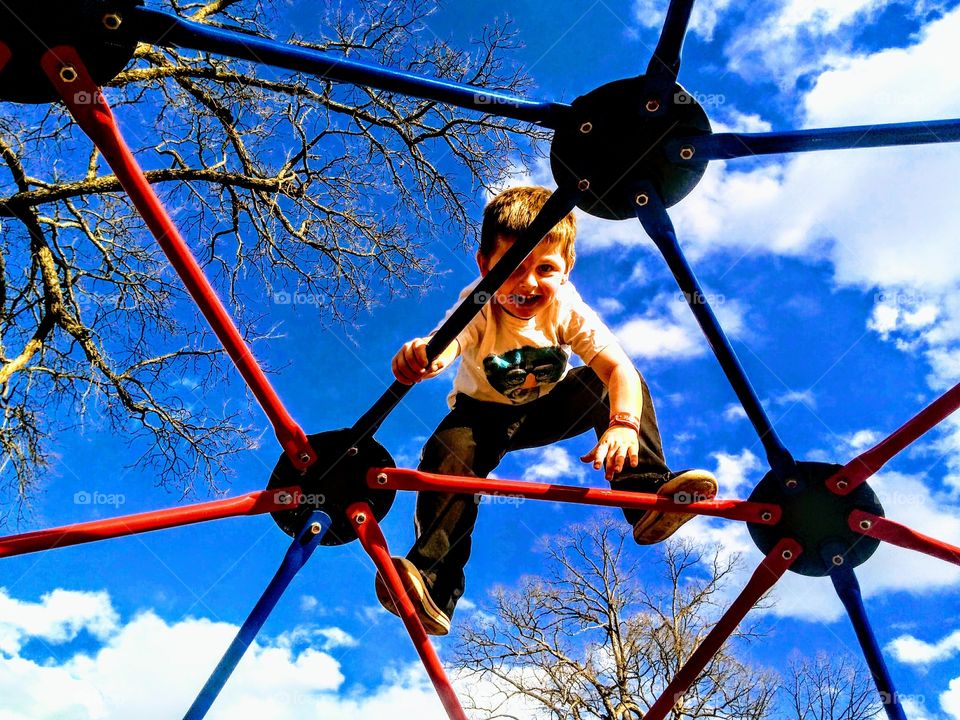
top-left (616, 315), bottom-right (703, 359)
top-left (723, 0), bottom-right (918, 89)
top-left (595, 297), bottom-right (625, 316)
top-left (0, 586), bottom-right (553, 720)
top-left (723, 403), bottom-right (748, 422)
top-left (675, 448), bottom-right (960, 623)
top-left (886, 628), bottom-right (960, 665)
top-left (0, 588), bottom-right (118, 656)
top-left (674, 5), bottom-right (960, 286)
top-left (712, 448), bottom-right (762, 497)
top-left (943, 676), bottom-right (960, 720)
top-left (844, 428), bottom-right (882, 451)
top-left (631, 0), bottom-right (735, 41)
top-left (0, 590), bottom-right (479, 720)
top-left (714, 109), bottom-right (773, 134)
top-left (901, 695), bottom-right (936, 720)
top-left (614, 292), bottom-right (747, 361)
top-left (299, 595), bottom-right (319, 612)
top-left (520, 445), bottom-right (588, 484)
top-left (773, 389), bottom-right (816, 409)
top-left (276, 625), bottom-right (358, 651)
top-left (666, 5), bottom-right (960, 478)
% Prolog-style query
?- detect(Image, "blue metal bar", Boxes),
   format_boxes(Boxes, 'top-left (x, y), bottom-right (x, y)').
top-left (183, 510), bottom-right (331, 720)
top-left (645, 0), bottom-right (696, 82)
top-left (667, 118), bottom-right (960, 161)
top-left (349, 184), bottom-right (582, 443)
top-left (831, 566), bottom-right (908, 720)
top-left (130, 8), bottom-right (567, 128)
top-left (634, 186), bottom-right (795, 479)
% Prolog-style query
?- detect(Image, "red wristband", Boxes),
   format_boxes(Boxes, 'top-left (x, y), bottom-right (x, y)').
top-left (609, 412), bottom-right (641, 434)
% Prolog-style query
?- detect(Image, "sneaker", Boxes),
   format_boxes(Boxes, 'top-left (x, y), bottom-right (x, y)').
top-left (374, 557), bottom-right (451, 636)
top-left (632, 469), bottom-right (718, 545)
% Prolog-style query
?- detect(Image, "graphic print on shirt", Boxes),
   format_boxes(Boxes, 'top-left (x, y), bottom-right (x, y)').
top-left (483, 345), bottom-right (567, 403)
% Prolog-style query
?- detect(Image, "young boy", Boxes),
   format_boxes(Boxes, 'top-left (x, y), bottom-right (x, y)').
top-left (376, 186), bottom-right (718, 635)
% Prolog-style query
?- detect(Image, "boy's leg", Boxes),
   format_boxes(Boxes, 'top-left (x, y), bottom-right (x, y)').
top-left (509, 366), bottom-right (671, 521)
top-left (509, 366), bottom-right (716, 537)
top-left (405, 396), bottom-right (514, 620)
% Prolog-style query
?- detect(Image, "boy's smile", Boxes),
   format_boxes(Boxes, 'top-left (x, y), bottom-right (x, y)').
top-left (477, 235), bottom-right (569, 319)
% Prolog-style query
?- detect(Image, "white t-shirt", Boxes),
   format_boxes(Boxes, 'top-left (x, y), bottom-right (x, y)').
top-left (433, 279), bottom-right (618, 407)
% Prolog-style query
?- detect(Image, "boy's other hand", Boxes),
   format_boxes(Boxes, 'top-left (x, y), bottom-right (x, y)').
top-left (392, 337), bottom-right (449, 385)
top-left (580, 427), bottom-right (640, 481)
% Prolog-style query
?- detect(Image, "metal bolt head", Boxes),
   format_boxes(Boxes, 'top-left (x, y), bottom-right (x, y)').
top-left (781, 549), bottom-right (794, 560)
top-left (354, 512), bottom-right (367, 525)
top-left (859, 519), bottom-right (873, 531)
top-left (299, 452), bottom-right (311, 464)
top-left (836, 479), bottom-right (849, 490)
top-left (579, 121), bottom-right (593, 134)
top-left (577, 179), bottom-right (590, 192)
top-left (376, 472), bottom-right (388, 485)
top-left (679, 145), bottom-right (695, 161)
top-left (59, 66), bottom-right (78, 83)
top-left (832, 554), bottom-right (844, 566)
top-left (309, 521), bottom-right (322, 535)
top-left (785, 478), bottom-right (799, 489)
top-left (102, 12), bottom-right (122, 30)
top-left (645, 99), bottom-right (661, 113)
top-left (346, 446), bottom-right (358, 457)
top-left (635, 192), bottom-right (650, 206)
top-left (760, 511), bottom-right (773, 522)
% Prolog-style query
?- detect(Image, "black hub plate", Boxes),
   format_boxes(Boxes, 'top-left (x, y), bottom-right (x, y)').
top-left (265, 429), bottom-right (396, 546)
top-left (747, 461), bottom-right (884, 577)
top-left (550, 75), bottom-right (712, 219)
top-left (0, 0), bottom-right (142, 104)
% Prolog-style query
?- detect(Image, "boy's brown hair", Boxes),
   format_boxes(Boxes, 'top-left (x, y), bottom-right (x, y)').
top-left (480, 186), bottom-right (577, 270)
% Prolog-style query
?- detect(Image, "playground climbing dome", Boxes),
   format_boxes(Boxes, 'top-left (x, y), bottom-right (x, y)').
top-left (1, 1), bottom-right (959, 718)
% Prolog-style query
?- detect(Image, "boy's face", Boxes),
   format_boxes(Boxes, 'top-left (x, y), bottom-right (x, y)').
top-left (477, 234), bottom-right (569, 319)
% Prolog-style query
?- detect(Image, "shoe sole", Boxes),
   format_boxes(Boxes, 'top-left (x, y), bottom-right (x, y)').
top-left (375, 557), bottom-right (451, 636)
top-left (633, 471), bottom-right (719, 545)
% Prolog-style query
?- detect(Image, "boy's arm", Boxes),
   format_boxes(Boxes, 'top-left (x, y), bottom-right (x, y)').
top-left (582, 344), bottom-right (643, 480)
top-left (392, 336), bottom-right (461, 385)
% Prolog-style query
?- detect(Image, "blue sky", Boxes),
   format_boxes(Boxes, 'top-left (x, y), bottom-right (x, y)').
top-left (3, 0), bottom-right (960, 717)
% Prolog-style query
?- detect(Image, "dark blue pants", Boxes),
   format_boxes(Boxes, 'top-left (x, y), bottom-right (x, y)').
top-left (406, 365), bottom-right (669, 618)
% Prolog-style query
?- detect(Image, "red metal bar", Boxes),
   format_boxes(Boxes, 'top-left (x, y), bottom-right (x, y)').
top-left (369, 468), bottom-right (782, 525)
top-left (38, 46), bottom-right (314, 471)
top-left (348, 502), bottom-right (468, 720)
top-left (0, 487), bottom-right (297, 559)
top-left (0, 42), bottom-right (11, 72)
top-left (644, 538), bottom-right (801, 720)
top-left (851, 510), bottom-right (960, 567)
top-left (827, 382), bottom-right (960, 495)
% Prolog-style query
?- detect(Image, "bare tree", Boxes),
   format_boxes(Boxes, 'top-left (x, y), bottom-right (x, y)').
top-left (453, 519), bottom-right (884, 720)
top-left (0, 0), bottom-right (545, 508)
top-left (452, 519), bottom-right (778, 720)
top-left (780, 652), bottom-right (882, 720)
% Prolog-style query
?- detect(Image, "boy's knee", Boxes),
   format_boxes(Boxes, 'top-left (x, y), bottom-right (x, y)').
top-left (420, 427), bottom-right (477, 477)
